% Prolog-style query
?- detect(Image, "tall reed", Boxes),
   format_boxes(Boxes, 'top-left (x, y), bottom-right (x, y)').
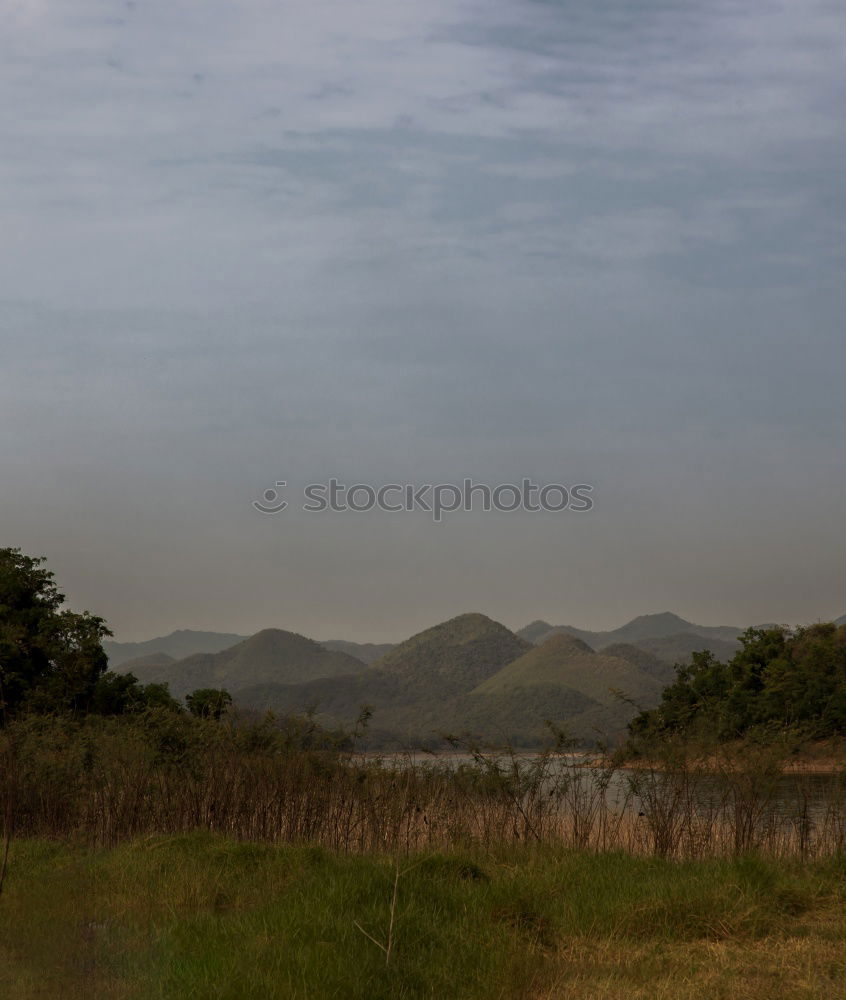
top-left (1, 712), bottom-right (844, 860)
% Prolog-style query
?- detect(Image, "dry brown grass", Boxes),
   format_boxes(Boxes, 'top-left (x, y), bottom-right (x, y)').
top-left (3, 714), bottom-right (846, 861)
top-left (536, 931), bottom-right (846, 1000)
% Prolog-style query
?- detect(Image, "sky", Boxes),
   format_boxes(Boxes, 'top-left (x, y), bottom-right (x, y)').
top-left (2, 0), bottom-right (845, 642)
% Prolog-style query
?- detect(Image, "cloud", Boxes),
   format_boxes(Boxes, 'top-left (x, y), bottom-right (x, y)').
top-left (1, 0), bottom-right (845, 637)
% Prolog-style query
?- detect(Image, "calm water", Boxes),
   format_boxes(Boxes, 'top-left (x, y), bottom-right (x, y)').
top-left (361, 750), bottom-right (846, 819)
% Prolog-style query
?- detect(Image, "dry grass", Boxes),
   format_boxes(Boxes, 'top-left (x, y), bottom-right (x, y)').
top-left (2, 714), bottom-right (846, 861)
top-left (537, 933), bottom-right (846, 1000)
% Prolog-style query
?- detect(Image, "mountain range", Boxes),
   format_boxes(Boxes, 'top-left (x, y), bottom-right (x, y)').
top-left (104, 630), bottom-right (249, 667)
top-left (106, 630), bottom-right (394, 669)
top-left (110, 611), bottom-right (844, 746)
top-left (120, 629), bottom-right (367, 699)
top-left (516, 611), bottom-right (744, 648)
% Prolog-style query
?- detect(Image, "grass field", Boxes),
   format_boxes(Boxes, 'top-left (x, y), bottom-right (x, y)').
top-left (2, 835), bottom-right (846, 999)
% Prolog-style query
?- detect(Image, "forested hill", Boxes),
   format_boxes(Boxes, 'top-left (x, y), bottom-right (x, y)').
top-left (628, 622), bottom-right (846, 744)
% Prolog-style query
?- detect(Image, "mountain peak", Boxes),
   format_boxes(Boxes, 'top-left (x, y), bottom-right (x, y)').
top-left (406, 612), bottom-right (514, 646)
top-left (626, 612), bottom-right (690, 628)
top-left (105, 629), bottom-right (250, 667)
top-left (236, 627), bottom-right (318, 649)
top-left (372, 612), bottom-right (530, 694)
top-left (537, 632), bottom-right (594, 655)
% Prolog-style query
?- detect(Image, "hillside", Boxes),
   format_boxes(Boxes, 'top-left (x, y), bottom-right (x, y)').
top-left (105, 630), bottom-right (248, 667)
top-left (517, 612), bottom-right (744, 650)
top-left (627, 632), bottom-right (740, 669)
top-left (476, 633), bottom-right (664, 707)
top-left (371, 612), bottom-right (531, 697)
top-left (600, 642), bottom-right (677, 684)
top-left (470, 633), bottom-right (667, 741)
top-left (119, 651), bottom-right (176, 674)
top-left (517, 619), bottom-right (563, 643)
top-left (237, 625), bottom-right (667, 746)
top-left (103, 611), bottom-right (795, 746)
top-left (233, 613), bottom-right (533, 742)
top-left (234, 671), bottom-right (602, 749)
top-left (319, 639), bottom-right (395, 664)
top-left (123, 629), bottom-right (367, 699)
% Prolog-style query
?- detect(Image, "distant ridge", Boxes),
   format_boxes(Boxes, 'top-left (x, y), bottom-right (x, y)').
top-left (600, 643), bottom-right (677, 684)
top-left (233, 613), bottom-right (533, 740)
top-left (627, 633), bottom-right (741, 669)
top-left (234, 616), bottom-right (670, 745)
top-left (122, 628), bottom-right (366, 699)
top-left (105, 630), bottom-right (249, 667)
top-left (517, 612), bottom-right (744, 652)
top-left (119, 651), bottom-right (176, 673)
top-left (476, 633), bottom-right (664, 707)
top-left (517, 620), bottom-right (563, 644)
top-left (320, 640), bottom-right (395, 664)
top-left (102, 610), bottom-right (846, 747)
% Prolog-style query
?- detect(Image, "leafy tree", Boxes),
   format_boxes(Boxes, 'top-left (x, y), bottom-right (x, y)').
top-left (89, 672), bottom-right (181, 715)
top-left (186, 688), bottom-right (232, 720)
top-left (628, 623), bottom-right (846, 747)
top-left (0, 548), bottom-right (110, 719)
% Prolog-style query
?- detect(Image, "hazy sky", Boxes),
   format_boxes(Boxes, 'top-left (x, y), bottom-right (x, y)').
top-left (2, 0), bottom-right (845, 642)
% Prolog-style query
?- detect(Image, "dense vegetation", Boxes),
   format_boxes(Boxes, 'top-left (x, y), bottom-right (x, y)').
top-left (4, 836), bottom-right (846, 1000)
top-left (0, 547), bottom-right (181, 720)
top-left (0, 547), bottom-right (235, 726)
top-left (629, 623), bottom-right (846, 744)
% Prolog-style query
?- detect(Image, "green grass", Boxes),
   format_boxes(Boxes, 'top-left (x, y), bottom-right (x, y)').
top-left (1, 836), bottom-right (846, 999)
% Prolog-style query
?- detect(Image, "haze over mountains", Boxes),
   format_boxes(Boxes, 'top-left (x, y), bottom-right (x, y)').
top-left (106, 631), bottom-right (394, 669)
top-left (319, 640), bottom-right (395, 665)
top-left (108, 610), bottom-right (788, 746)
top-left (121, 630), bottom-right (367, 700)
top-left (232, 614), bottom-right (534, 742)
top-left (104, 630), bottom-right (250, 667)
top-left (516, 612), bottom-right (744, 649)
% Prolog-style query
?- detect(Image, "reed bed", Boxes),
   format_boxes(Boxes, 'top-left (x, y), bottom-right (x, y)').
top-left (2, 712), bottom-right (845, 860)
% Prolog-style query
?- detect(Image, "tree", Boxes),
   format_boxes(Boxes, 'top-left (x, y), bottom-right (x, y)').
top-left (0, 547), bottom-right (111, 719)
top-left (627, 622), bottom-right (846, 747)
top-left (186, 688), bottom-right (232, 721)
top-left (89, 672), bottom-right (181, 715)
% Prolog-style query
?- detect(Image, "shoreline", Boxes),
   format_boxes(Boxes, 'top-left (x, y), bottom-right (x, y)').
top-left (353, 745), bottom-right (846, 775)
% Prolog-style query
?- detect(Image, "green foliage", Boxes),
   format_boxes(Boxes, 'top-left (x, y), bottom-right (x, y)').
top-left (90, 672), bottom-right (182, 715)
top-left (186, 687), bottom-right (233, 720)
top-left (0, 547), bottom-right (182, 721)
top-left (0, 547), bottom-right (111, 718)
top-left (1, 837), bottom-right (844, 999)
top-left (628, 622), bottom-right (846, 745)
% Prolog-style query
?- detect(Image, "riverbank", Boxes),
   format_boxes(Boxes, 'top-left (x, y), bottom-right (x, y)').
top-left (2, 835), bottom-right (845, 999)
top-left (615, 736), bottom-right (846, 775)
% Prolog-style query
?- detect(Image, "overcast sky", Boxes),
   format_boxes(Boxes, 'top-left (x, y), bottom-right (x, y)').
top-left (2, 0), bottom-right (845, 642)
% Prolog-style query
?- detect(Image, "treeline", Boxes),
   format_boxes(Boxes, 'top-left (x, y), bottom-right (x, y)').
top-left (629, 622), bottom-right (846, 744)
